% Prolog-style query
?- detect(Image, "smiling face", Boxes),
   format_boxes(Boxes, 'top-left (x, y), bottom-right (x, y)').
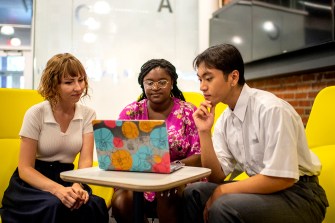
top-left (197, 62), bottom-right (240, 108)
top-left (143, 67), bottom-right (173, 104)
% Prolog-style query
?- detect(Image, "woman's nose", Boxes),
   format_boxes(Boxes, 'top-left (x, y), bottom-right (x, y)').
top-left (74, 81), bottom-right (81, 90)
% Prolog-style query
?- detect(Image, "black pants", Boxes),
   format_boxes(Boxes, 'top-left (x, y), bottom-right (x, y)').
top-left (1, 160), bottom-right (109, 223)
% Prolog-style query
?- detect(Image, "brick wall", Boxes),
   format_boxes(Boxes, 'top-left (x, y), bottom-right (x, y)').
top-left (247, 69), bottom-right (335, 126)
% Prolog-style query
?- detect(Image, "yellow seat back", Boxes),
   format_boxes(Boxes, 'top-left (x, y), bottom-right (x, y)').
top-left (311, 146), bottom-right (335, 223)
top-left (0, 88), bottom-right (44, 208)
top-left (0, 88), bottom-right (44, 139)
top-left (305, 86), bottom-right (335, 148)
top-left (305, 86), bottom-right (335, 223)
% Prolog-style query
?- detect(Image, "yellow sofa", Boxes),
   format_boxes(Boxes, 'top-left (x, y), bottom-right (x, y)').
top-left (0, 88), bottom-right (113, 222)
top-left (305, 86), bottom-right (335, 223)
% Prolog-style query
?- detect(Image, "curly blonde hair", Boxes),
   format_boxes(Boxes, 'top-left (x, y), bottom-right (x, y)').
top-left (38, 53), bottom-right (89, 108)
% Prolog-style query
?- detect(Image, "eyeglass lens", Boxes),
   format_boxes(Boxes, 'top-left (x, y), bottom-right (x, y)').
top-left (144, 80), bottom-right (168, 89)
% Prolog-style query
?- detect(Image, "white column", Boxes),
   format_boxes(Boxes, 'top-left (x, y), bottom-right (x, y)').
top-left (198, 0), bottom-right (220, 54)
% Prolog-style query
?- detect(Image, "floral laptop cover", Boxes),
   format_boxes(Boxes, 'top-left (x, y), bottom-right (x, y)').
top-left (92, 119), bottom-right (183, 174)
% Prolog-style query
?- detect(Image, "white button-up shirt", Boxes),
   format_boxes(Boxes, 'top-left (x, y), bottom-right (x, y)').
top-left (213, 84), bottom-right (321, 180)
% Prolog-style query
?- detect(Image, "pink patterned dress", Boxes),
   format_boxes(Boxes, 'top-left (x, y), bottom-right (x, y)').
top-left (118, 97), bottom-right (200, 201)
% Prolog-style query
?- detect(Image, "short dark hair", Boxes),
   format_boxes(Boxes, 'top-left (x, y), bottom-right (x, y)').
top-left (193, 44), bottom-right (245, 85)
top-left (137, 59), bottom-right (185, 101)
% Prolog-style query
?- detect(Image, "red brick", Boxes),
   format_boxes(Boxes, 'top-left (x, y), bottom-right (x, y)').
top-left (282, 93), bottom-right (295, 99)
top-left (298, 100), bottom-right (311, 106)
top-left (248, 68), bottom-right (335, 127)
top-left (324, 72), bottom-right (335, 79)
top-left (295, 92), bottom-right (307, 99)
top-left (289, 101), bottom-right (299, 107)
top-left (302, 74), bottom-right (316, 82)
top-left (295, 108), bottom-right (304, 115)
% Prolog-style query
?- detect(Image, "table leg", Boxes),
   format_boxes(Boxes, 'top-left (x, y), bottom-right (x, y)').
top-left (133, 191), bottom-right (144, 223)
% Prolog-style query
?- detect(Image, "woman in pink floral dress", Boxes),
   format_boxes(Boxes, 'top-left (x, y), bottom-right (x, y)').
top-left (111, 59), bottom-right (201, 223)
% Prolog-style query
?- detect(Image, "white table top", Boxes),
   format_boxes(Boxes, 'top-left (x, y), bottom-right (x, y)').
top-left (60, 166), bottom-right (211, 192)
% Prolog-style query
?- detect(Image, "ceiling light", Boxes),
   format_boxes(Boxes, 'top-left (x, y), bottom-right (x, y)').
top-left (83, 33), bottom-right (97, 43)
top-left (10, 37), bottom-right (21, 46)
top-left (93, 1), bottom-right (111, 14)
top-left (1, 25), bottom-right (15, 35)
top-left (262, 21), bottom-right (280, 40)
top-left (84, 17), bottom-right (101, 30)
top-left (232, 36), bottom-right (243, 45)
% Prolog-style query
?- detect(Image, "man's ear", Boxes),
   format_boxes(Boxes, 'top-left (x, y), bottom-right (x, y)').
top-left (230, 70), bottom-right (239, 86)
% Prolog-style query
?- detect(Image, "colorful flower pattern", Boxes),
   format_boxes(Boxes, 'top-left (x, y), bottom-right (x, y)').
top-left (94, 120), bottom-right (171, 174)
top-left (118, 97), bottom-right (200, 201)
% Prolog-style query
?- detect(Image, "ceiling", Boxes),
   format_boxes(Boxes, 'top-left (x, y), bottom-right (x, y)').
top-left (0, 0), bottom-right (33, 48)
top-left (0, 0), bottom-right (33, 25)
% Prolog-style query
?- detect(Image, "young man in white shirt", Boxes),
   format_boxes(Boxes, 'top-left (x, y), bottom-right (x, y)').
top-left (183, 44), bottom-right (328, 223)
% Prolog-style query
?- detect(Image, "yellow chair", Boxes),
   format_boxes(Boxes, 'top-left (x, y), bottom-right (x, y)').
top-left (305, 86), bottom-right (335, 148)
top-left (305, 86), bottom-right (335, 223)
top-left (310, 146), bottom-right (335, 223)
top-left (0, 88), bottom-right (113, 212)
top-left (0, 88), bottom-right (44, 222)
top-left (0, 88), bottom-right (44, 208)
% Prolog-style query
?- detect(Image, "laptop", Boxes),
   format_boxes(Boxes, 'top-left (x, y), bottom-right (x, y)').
top-left (92, 120), bottom-right (183, 174)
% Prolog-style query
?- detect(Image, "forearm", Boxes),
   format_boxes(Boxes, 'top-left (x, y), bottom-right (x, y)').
top-left (78, 132), bottom-right (94, 169)
top-left (18, 166), bottom-right (63, 194)
top-left (199, 130), bottom-right (226, 183)
top-left (77, 159), bottom-right (93, 169)
top-left (180, 154), bottom-right (201, 167)
top-left (215, 174), bottom-right (295, 196)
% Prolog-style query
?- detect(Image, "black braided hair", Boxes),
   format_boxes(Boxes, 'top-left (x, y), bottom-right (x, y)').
top-left (137, 59), bottom-right (185, 101)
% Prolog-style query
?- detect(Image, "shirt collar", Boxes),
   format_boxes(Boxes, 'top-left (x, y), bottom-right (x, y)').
top-left (44, 102), bottom-right (83, 123)
top-left (228, 84), bottom-right (250, 122)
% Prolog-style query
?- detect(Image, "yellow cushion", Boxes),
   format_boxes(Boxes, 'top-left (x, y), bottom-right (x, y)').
top-left (0, 139), bottom-right (20, 208)
top-left (0, 88), bottom-right (44, 139)
top-left (305, 86), bottom-right (335, 148)
top-left (311, 145), bottom-right (335, 223)
top-left (0, 89), bottom-right (44, 208)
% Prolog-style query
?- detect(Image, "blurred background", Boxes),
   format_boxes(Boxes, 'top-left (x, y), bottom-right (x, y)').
top-left (0, 0), bottom-right (334, 119)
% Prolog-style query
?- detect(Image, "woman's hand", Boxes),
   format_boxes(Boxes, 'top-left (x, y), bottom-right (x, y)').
top-left (70, 183), bottom-right (89, 210)
top-left (52, 184), bottom-right (88, 210)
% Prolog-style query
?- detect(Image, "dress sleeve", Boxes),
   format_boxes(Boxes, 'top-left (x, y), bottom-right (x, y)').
top-left (118, 106), bottom-right (132, 120)
top-left (118, 100), bottom-right (146, 120)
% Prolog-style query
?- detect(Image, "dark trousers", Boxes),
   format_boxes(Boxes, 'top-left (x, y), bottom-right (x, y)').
top-left (1, 160), bottom-right (109, 223)
top-left (183, 176), bottom-right (328, 223)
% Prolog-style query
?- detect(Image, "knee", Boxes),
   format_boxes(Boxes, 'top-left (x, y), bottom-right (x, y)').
top-left (88, 195), bottom-right (108, 211)
top-left (183, 182), bottom-right (205, 198)
top-left (44, 195), bottom-right (63, 209)
top-left (208, 196), bottom-right (239, 221)
top-left (111, 190), bottom-right (132, 212)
